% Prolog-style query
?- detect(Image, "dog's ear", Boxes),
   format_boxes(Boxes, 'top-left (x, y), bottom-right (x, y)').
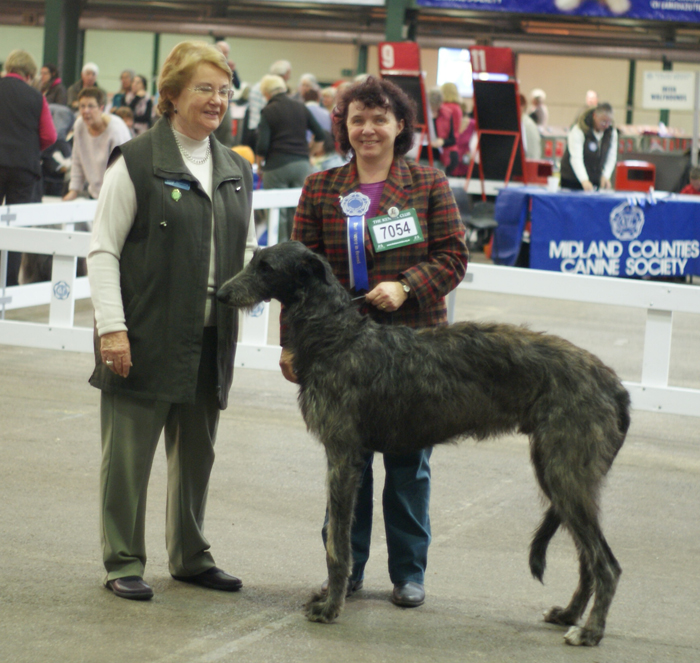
top-left (300, 251), bottom-right (333, 285)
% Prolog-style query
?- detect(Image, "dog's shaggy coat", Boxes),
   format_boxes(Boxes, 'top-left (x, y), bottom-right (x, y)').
top-left (217, 241), bottom-right (630, 646)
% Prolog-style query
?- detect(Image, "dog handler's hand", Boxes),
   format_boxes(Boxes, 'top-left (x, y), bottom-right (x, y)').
top-left (279, 347), bottom-right (298, 383)
top-left (366, 281), bottom-right (408, 313)
top-left (100, 331), bottom-right (132, 378)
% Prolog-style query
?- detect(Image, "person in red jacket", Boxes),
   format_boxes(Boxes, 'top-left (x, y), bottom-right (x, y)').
top-left (0, 49), bottom-right (57, 284)
top-left (680, 167), bottom-right (700, 195)
top-left (434, 82), bottom-right (463, 175)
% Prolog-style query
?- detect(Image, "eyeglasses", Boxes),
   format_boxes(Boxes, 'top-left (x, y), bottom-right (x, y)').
top-left (187, 85), bottom-right (234, 102)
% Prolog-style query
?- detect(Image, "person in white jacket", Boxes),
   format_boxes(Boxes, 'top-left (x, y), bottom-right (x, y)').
top-left (559, 103), bottom-right (618, 191)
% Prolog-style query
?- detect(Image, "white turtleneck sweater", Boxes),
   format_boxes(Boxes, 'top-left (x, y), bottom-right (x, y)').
top-left (87, 126), bottom-right (257, 336)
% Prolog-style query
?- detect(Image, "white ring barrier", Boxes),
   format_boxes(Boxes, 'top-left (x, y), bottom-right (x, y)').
top-left (2, 190), bottom-right (699, 417)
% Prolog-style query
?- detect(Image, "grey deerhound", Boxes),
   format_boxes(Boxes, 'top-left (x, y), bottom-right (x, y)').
top-left (217, 241), bottom-right (630, 647)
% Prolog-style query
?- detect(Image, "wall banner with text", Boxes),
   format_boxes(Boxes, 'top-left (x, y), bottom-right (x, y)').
top-left (416, 1), bottom-right (700, 23)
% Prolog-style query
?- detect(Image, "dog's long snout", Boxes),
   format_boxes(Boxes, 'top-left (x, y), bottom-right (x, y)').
top-left (216, 277), bottom-right (238, 306)
top-left (216, 270), bottom-right (266, 310)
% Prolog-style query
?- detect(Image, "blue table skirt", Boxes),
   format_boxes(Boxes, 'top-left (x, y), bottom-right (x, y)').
top-left (493, 187), bottom-right (700, 277)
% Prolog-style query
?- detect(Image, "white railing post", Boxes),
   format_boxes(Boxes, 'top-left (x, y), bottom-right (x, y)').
top-left (641, 308), bottom-right (673, 387)
top-left (237, 188), bottom-right (302, 366)
top-left (267, 208), bottom-right (280, 247)
top-left (48, 253), bottom-right (78, 328)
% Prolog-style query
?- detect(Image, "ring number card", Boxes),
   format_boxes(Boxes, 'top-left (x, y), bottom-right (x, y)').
top-left (368, 208), bottom-right (423, 253)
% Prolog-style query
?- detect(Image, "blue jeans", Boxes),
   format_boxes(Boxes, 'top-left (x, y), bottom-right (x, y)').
top-left (322, 448), bottom-right (432, 586)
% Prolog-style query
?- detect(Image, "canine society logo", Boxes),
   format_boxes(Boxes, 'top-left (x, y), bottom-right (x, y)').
top-left (53, 280), bottom-right (71, 300)
top-left (249, 302), bottom-right (265, 318)
top-left (609, 201), bottom-right (644, 241)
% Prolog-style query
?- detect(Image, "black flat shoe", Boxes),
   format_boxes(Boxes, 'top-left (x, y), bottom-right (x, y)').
top-left (172, 567), bottom-right (242, 592)
top-left (391, 581), bottom-right (425, 608)
top-left (106, 576), bottom-right (154, 601)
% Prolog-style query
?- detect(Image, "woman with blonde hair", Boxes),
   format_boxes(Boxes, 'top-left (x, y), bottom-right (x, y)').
top-left (255, 74), bottom-right (326, 241)
top-left (433, 82), bottom-right (463, 175)
top-left (88, 40), bottom-right (257, 601)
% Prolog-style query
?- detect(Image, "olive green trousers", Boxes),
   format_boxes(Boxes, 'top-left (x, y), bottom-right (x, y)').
top-left (99, 328), bottom-right (220, 582)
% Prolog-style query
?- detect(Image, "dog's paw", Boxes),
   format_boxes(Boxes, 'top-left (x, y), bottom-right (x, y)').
top-left (305, 591), bottom-right (341, 624)
top-left (564, 625), bottom-right (603, 646)
top-left (543, 606), bottom-right (577, 626)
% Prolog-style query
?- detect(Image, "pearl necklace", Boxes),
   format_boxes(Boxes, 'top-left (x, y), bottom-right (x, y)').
top-left (171, 124), bottom-right (211, 165)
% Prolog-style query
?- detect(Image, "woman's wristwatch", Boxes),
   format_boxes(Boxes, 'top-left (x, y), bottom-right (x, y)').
top-left (400, 280), bottom-right (411, 298)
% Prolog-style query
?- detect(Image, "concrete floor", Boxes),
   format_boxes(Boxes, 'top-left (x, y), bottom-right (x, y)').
top-left (1, 281), bottom-right (699, 663)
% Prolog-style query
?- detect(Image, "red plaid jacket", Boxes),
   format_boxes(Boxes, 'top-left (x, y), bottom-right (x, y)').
top-left (289, 157), bottom-right (468, 333)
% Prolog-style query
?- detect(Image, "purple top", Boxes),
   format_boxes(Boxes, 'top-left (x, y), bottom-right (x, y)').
top-left (359, 181), bottom-right (385, 219)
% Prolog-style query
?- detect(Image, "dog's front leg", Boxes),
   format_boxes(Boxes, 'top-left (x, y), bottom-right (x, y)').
top-left (305, 448), bottom-right (364, 624)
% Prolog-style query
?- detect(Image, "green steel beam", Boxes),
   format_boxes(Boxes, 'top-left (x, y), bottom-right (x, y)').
top-left (42, 0), bottom-right (83, 87)
top-left (385, 0), bottom-right (414, 42)
top-left (660, 57), bottom-right (672, 126)
top-left (626, 59), bottom-right (636, 125)
top-left (357, 43), bottom-right (368, 76)
top-left (152, 33), bottom-right (161, 97)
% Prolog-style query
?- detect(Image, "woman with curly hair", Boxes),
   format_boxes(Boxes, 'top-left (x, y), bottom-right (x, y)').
top-left (280, 76), bottom-right (468, 609)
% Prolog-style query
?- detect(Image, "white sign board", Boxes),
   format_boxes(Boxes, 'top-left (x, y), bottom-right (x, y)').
top-left (642, 71), bottom-right (696, 110)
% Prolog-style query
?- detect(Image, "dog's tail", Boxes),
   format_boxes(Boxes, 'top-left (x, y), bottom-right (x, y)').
top-left (529, 507), bottom-right (561, 583)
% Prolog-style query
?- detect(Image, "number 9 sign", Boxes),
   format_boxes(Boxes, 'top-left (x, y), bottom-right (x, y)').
top-left (378, 42), bottom-right (421, 75)
top-left (380, 43), bottom-right (395, 70)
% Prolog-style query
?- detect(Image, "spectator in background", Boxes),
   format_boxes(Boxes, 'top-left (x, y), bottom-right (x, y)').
top-left (520, 93), bottom-right (542, 160)
top-left (66, 62), bottom-right (105, 111)
top-left (320, 86), bottom-right (337, 112)
top-left (242, 60), bottom-right (292, 150)
top-left (437, 82), bottom-right (463, 175)
top-left (529, 88), bottom-right (549, 127)
top-left (0, 49), bottom-right (57, 285)
top-left (560, 102), bottom-right (617, 191)
top-left (41, 103), bottom-right (75, 196)
top-left (292, 73), bottom-right (318, 102)
top-left (213, 40), bottom-right (239, 147)
top-left (40, 63), bottom-right (67, 106)
top-left (212, 42), bottom-right (238, 147)
top-left (304, 87), bottom-right (331, 142)
top-left (451, 113), bottom-right (476, 177)
top-left (22, 103), bottom-right (76, 283)
top-left (113, 106), bottom-right (135, 136)
top-left (128, 74), bottom-right (153, 136)
top-left (572, 89), bottom-right (599, 126)
top-left (680, 166), bottom-right (700, 195)
top-left (255, 74), bottom-right (325, 242)
top-left (311, 130), bottom-right (346, 172)
top-left (424, 84), bottom-right (462, 175)
top-left (111, 69), bottom-right (135, 111)
top-left (214, 40), bottom-right (241, 89)
top-left (63, 87), bottom-right (131, 201)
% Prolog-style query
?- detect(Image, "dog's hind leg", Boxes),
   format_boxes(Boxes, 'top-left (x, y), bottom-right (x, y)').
top-left (563, 527), bottom-right (621, 646)
top-left (305, 446), bottom-right (365, 624)
top-left (543, 541), bottom-right (594, 627)
top-left (533, 505), bottom-right (595, 629)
